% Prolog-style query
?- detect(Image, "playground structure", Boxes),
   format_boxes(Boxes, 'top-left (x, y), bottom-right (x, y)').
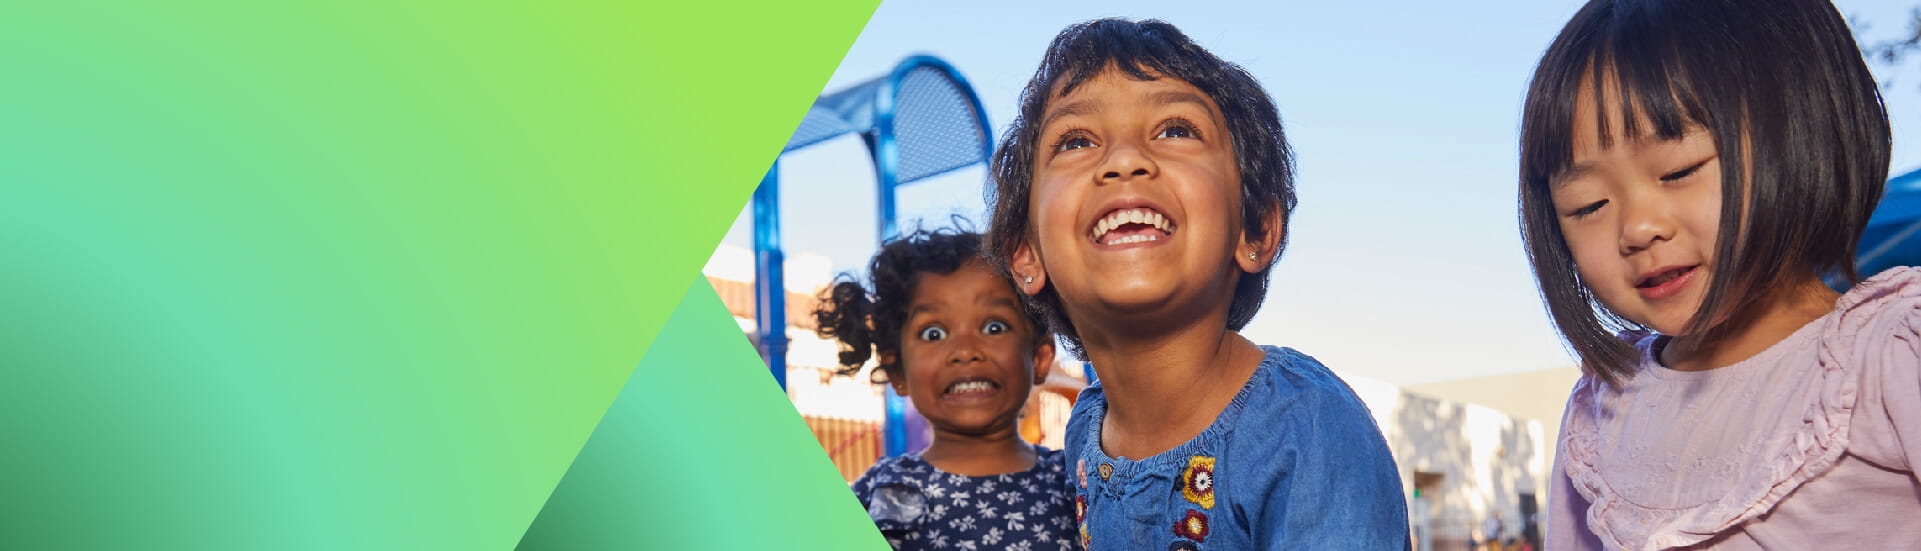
top-left (751, 55), bottom-right (993, 457)
top-left (1860, 167), bottom-right (1921, 277)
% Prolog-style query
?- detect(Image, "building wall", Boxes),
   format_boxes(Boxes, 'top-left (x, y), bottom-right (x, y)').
top-left (1346, 374), bottom-right (1550, 550)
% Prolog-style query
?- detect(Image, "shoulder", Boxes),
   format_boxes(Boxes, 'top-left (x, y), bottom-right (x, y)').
top-left (1832, 268), bottom-right (1921, 468)
top-left (1833, 267), bottom-right (1921, 366)
top-left (1223, 347), bottom-right (1410, 543)
top-left (1062, 382), bottom-right (1105, 459)
top-left (1227, 346), bottom-right (1399, 473)
top-left (1034, 445), bottom-right (1065, 468)
top-left (1243, 346), bottom-right (1381, 430)
top-left (1558, 371), bottom-right (1605, 432)
top-left (854, 454), bottom-right (925, 497)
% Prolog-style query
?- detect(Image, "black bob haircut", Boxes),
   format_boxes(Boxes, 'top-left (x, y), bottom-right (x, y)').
top-left (812, 228), bottom-right (1051, 383)
top-left (985, 18), bottom-right (1296, 358)
top-left (1518, 0), bottom-right (1890, 386)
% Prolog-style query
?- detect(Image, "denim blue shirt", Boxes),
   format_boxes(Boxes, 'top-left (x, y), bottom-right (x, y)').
top-left (1065, 346), bottom-right (1409, 550)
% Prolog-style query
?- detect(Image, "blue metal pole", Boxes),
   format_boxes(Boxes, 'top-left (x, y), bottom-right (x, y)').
top-left (870, 86), bottom-right (909, 456)
top-left (752, 162), bottom-right (787, 391)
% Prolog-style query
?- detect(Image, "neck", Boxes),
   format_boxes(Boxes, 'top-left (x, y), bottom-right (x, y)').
top-left (1663, 276), bottom-right (1841, 371)
top-left (1077, 307), bottom-right (1261, 458)
top-left (920, 424), bottom-right (1037, 476)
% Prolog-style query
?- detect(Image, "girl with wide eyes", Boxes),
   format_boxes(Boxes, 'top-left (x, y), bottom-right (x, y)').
top-left (813, 229), bottom-right (1080, 551)
top-left (1519, 1), bottom-right (1921, 549)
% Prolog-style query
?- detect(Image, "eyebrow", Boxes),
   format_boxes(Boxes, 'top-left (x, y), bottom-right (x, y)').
top-left (1040, 98), bottom-right (1100, 131)
top-left (906, 303), bottom-right (941, 318)
top-left (1038, 90), bottom-right (1218, 131)
top-left (983, 296), bottom-right (1021, 311)
top-left (1149, 91), bottom-right (1214, 114)
top-left (1550, 162), bottom-right (1596, 188)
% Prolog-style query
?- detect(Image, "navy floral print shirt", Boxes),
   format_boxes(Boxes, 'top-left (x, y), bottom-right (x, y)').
top-left (852, 447), bottom-right (1082, 551)
top-left (1067, 346), bottom-right (1410, 550)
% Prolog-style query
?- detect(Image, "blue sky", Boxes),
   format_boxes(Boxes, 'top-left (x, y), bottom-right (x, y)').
top-left (722, 0), bottom-right (1921, 385)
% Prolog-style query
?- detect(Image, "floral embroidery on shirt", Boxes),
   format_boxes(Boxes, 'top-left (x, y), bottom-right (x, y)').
top-left (1075, 494), bottom-right (1086, 523)
top-left (1180, 456), bottom-right (1216, 510)
top-left (1173, 510), bottom-right (1209, 542)
top-left (1078, 459), bottom-right (1087, 489)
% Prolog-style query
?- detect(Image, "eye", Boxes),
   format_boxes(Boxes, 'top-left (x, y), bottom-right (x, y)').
top-left (982, 319), bottom-right (1011, 335)
top-left (1155, 119), bottom-right (1199, 140)
top-left (1053, 130), bottom-right (1095, 152)
top-left (1570, 200), bottom-right (1607, 219)
top-left (1661, 160), bottom-right (1708, 182)
top-left (917, 325), bottom-right (948, 342)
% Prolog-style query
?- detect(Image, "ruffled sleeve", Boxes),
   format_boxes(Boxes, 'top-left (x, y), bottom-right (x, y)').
top-left (1546, 376), bottom-right (1604, 551)
top-left (1558, 313), bottom-right (1856, 550)
top-left (1837, 267), bottom-right (1921, 476)
top-left (852, 456), bottom-right (928, 533)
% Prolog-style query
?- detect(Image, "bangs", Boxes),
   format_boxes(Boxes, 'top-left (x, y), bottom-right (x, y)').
top-left (1521, 3), bottom-right (1718, 192)
top-left (1518, 0), bottom-right (1891, 387)
top-left (1045, 23), bottom-right (1214, 103)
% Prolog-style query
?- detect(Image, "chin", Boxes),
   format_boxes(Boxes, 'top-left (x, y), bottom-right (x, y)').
top-left (1089, 278), bottom-right (1183, 311)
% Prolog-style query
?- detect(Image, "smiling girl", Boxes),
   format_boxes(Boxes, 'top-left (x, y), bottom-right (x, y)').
top-left (987, 18), bottom-right (1408, 550)
top-left (1518, 1), bottom-right (1921, 549)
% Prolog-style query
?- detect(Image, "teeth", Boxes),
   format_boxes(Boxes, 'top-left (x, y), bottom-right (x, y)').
top-left (1091, 208), bottom-right (1173, 241)
top-left (948, 381), bottom-right (995, 394)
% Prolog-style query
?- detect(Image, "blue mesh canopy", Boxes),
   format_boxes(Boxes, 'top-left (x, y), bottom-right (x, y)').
top-left (782, 57), bottom-right (992, 185)
top-left (1860, 168), bottom-right (1921, 275)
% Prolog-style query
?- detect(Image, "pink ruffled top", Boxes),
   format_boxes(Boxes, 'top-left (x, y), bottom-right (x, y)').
top-left (1547, 268), bottom-right (1921, 551)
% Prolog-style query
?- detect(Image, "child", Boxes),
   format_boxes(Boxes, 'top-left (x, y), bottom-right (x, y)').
top-left (1517, 1), bottom-right (1918, 549)
top-left (815, 229), bottom-right (1080, 551)
top-left (985, 18), bottom-right (1409, 549)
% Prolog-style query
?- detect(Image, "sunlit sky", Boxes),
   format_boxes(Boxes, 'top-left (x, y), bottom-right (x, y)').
top-left (721, 0), bottom-right (1921, 385)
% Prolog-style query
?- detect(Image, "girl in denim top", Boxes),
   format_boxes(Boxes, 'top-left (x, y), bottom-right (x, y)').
top-left (986, 18), bottom-right (1409, 550)
top-left (816, 229), bottom-right (1080, 550)
top-left (1521, 1), bottom-right (1921, 549)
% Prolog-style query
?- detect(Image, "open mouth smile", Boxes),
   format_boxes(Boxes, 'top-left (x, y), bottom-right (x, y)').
top-left (1635, 265), bottom-right (1698, 300)
top-left (1089, 207), bottom-right (1175, 246)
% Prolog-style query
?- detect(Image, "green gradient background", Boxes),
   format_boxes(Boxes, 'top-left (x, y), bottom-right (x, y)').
top-left (1, 1), bottom-right (883, 549)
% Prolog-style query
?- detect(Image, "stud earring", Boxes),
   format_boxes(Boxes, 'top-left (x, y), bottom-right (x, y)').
top-left (1248, 251), bottom-right (1257, 261)
top-left (1025, 275), bottom-right (1034, 284)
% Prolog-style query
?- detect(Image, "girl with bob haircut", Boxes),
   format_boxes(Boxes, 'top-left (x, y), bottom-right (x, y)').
top-left (1520, 0), bottom-right (1920, 549)
top-left (988, 18), bottom-right (1407, 549)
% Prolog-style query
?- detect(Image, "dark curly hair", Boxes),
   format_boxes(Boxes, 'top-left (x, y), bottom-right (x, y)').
top-left (984, 18), bottom-right (1297, 358)
top-left (813, 229), bottom-right (1052, 383)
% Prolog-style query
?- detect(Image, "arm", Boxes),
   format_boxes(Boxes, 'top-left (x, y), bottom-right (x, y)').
top-left (1857, 293), bottom-right (1921, 476)
top-left (1837, 269), bottom-right (1921, 478)
top-left (1253, 383), bottom-right (1410, 551)
top-left (1544, 382), bottom-right (1604, 551)
top-left (1544, 444), bottom-right (1603, 550)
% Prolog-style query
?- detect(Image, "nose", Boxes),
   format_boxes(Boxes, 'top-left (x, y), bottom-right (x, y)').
top-left (1097, 138), bottom-right (1158, 183)
top-left (946, 331), bottom-right (985, 365)
top-left (1617, 196), bottom-right (1673, 255)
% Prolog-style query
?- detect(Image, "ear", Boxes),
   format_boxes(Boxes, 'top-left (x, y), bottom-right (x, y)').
top-left (1010, 239), bottom-right (1048, 296)
top-left (1030, 338), bottom-right (1056, 386)
top-left (877, 352), bottom-right (906, 394)
top-left (1235, 204), bottom-right (1286, 274)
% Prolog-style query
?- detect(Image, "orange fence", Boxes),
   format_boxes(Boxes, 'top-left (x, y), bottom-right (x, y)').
top-left (803, 415), bottom-right (884, 483)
